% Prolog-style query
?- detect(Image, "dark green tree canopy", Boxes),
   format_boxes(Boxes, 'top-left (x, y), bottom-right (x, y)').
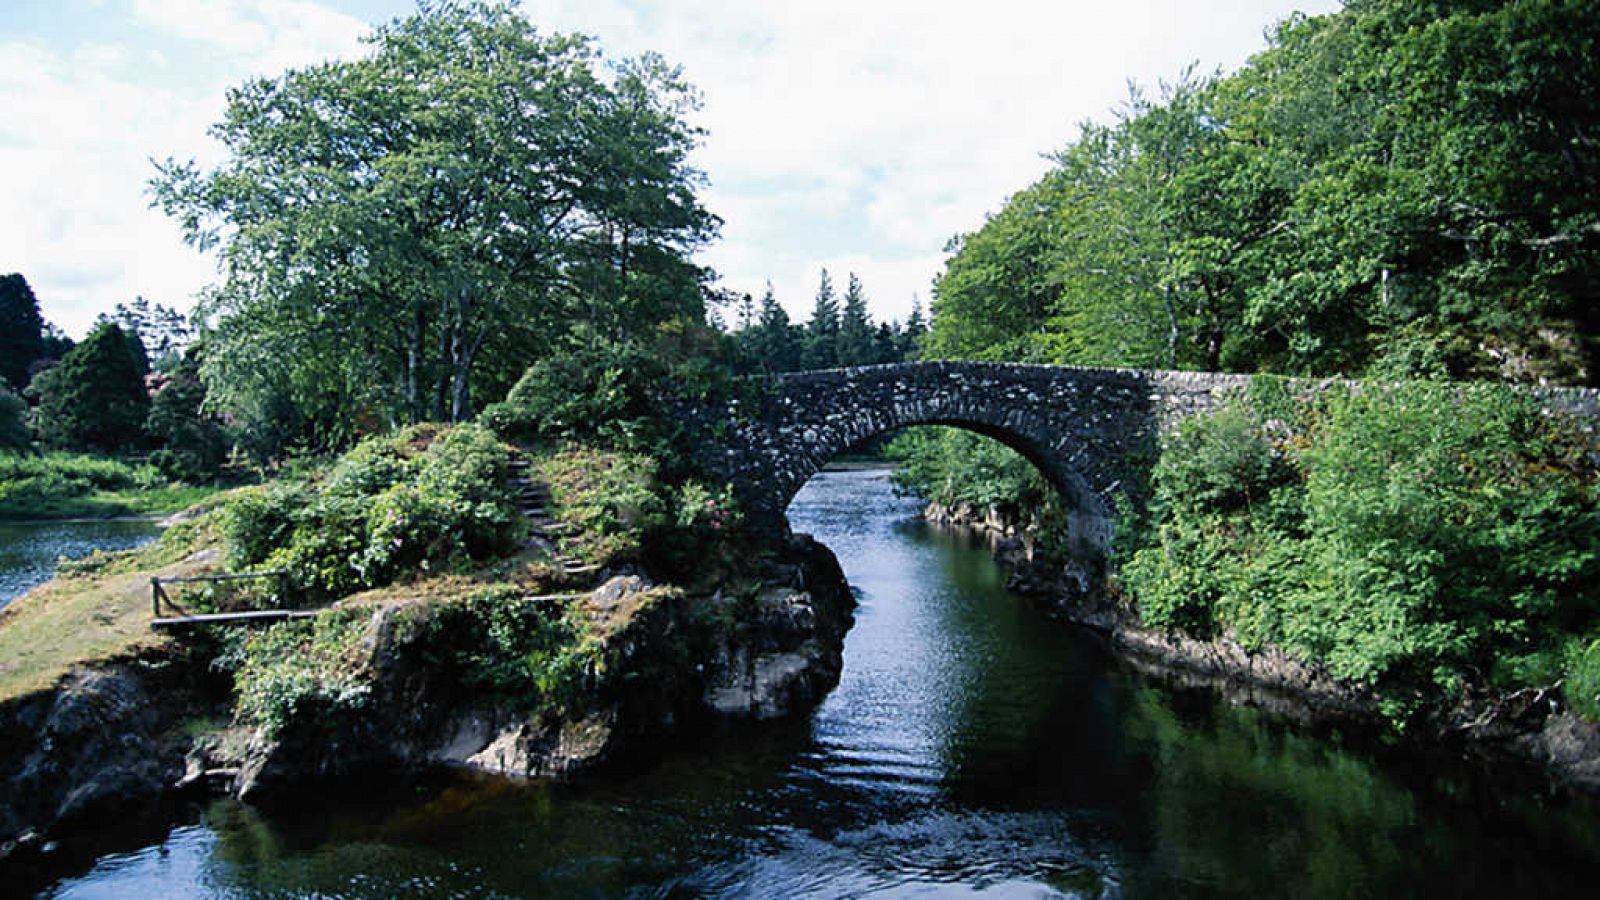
top-left (28, 321), bottom-right (150, 452)
top-left (928, 0), bottom-right (1600, 384)
top-left (0, 273), bottom-right (44, 391)
top-left (803, 268), bottom-right (840, 369)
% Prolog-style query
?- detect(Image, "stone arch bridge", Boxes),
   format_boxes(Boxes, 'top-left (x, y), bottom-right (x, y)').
top-left (692, 362), bottom-right (1250, 543)
top-left (692, 361), bottom-right (1600, 544)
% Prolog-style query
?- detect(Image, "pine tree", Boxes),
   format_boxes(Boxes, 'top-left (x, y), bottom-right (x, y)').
top-left (803, 269), bottom-right (840, 369)
top-left (0, 273), bottom-right (44, 391)
top-left (836, 272), bottom-right (875, 367)
top-left (752, 282), bottom-right (801, 372)
top-left (902, 295), bottom-right (928, 361)
top-left (735, 292), bottom-right (756, 332)
top-left (873, 321), bottom-right (901, 364)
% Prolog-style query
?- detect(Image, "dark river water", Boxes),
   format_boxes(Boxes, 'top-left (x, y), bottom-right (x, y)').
top-left (0, 519), bottom-right (159, 611)
top-left (31, 469), bottom-right (1600, 897)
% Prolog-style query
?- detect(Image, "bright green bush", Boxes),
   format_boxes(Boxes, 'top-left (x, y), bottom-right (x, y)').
top-left (886, 427), bottom-right (1046, 511)
top-left (1123, 382), bottom-right (1600, 722)
top-left (538, 448), bottom-right (665, 564)
top-left (481, 341), bottom-right (683, 457)
top-left (220, 483), bottom-right (311, 570)
top-left (1566, 635), bottom-right (1600, 721)
top-left (0, 387), bottom-right (27, 451)
top-left (0, 451), bottom-right (171, 517)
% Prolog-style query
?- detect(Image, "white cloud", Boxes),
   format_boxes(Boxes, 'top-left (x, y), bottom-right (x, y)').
top-left (2, 2), bottom-right (371, 336)
top-left (523, 0), bottom-right (1342, 328)
top-left (5, 0), bottom-right (1340, 338)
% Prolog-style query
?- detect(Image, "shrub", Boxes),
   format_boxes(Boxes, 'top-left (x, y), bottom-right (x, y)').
top-left (221, 483), bottom-right (311, 570)
top-left (1566, 635), bottom-right (1600, 721)
top-left (218, 423), bottom-right (522, 602)
top-left (0, 387), bottom-right (28, 451)
top-left (232, 610), bottom-right (374, 737)
top-left (0, 451), bottom-right (170, 517)
top-left (1123, 382), bottom-right (1600, 723)
top-left (538, 448), bottom-right (665, 564)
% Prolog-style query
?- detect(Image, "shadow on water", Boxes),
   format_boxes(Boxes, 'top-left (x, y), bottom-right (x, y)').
top-left (26, 468), bottom-right (1600, 898)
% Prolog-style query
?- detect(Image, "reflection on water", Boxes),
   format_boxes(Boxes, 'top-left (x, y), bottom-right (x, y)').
top-left (34, 469), bottom-right (1600, 898)
top-left (0, 520), bottom-right (159, 609)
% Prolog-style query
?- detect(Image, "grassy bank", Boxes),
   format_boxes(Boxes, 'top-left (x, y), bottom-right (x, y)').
top-left (0, 511), bottom-right (224, 702)
top-left (0, 452), bottom-right (224, 520)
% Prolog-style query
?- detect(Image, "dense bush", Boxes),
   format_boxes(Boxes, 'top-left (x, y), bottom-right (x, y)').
top-left (28, 321), bottom-right (150, 452)
top-left (221, 423), bottom-right (523, 603)
top-left (1123, 380), bottom-right (1600, 722)
top-left (537, 448), bottom-right (667, 566)
top-left (145, 354), bottom-right (228, 481)
top-left (0, 387), bottom-right (27, 451)
top-left (401, 588), bottom-right (607, 715)
top-left (231, 610), bottom-right (374, 737)
top-left (480, 341), bottom-right (686, 457)
top-left (885, 427), bottom-right (1047, 512)
top-left (0, 452), bottom-right (168, 517)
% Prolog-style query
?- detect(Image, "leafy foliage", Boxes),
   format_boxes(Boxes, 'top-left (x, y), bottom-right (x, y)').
top-left (0, 273), bottom-right (43, 391)
top-left (1122, 382), bottom-right (1600, 721)
top-left (221, 424), bottom-right (522, 603)
top-left (0, 452), bottom-right (167, 519)
top-left (145, 350), bottom-right (227, 481)
top-left (27, 322), bottom-right (150, 453)
top-left (152, 0), bottom-right (717, 458)
top-left (231, 610), bottom-right (374, 737)
top-left (0, 387), bottom-right (28, 452)
top-left (537, 448), bottom-right (665, 565)
top-left (928, 1), bottom-right (1600, 384)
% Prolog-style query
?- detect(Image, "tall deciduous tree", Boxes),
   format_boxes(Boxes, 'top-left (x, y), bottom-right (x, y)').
top-left (0, 273), bottom-right (44, 391)
top-left (152, 0), bottom-right (715, 452)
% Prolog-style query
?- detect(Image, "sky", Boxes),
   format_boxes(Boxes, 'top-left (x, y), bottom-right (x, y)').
top-left (1, 0), bottom-right (1342, 338)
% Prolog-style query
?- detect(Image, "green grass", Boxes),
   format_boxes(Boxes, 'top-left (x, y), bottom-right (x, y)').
top-left (0, 509), bottom-right (225, 703)
top-left (0, 451), bottom-right (225, 520)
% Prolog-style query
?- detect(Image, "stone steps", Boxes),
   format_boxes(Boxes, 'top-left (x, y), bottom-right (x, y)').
top-left (506, 451), bottom-right (597, 581)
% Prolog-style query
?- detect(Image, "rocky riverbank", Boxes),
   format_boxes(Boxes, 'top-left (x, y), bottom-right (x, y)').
top-left (925, 500), bottom-right (1600, 795)
top-left (0, 532), bottom-right (854, 862)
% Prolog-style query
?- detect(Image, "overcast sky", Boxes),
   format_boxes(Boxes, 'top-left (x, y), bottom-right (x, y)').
top-left (1, 0), bottom-right (1341, 338)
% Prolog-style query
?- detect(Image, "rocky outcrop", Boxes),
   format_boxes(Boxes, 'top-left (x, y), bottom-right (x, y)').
top-left (0, 651), bottom-right (218, 860)
top-left (700, 533), bottom-right (853, 720)
top-left (0, 534), bottom-right (855, 854)
top-left (216, 533), bottom-right (853, 801)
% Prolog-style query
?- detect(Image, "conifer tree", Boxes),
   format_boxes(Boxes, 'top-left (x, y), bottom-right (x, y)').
top-left (751, 282), bottom-right (801, 372)
top-left (803, 268), bottom-right (840, 369)
top-left (0, 273), bottom-right (44, 391)
top-left (28, 322), bottom-right (150, 452)
top-left (836, 272), bottom-right (875, 366)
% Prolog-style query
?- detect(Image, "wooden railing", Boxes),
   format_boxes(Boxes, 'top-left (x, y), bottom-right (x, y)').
top-left (149, 571), bottom-right (302, 629)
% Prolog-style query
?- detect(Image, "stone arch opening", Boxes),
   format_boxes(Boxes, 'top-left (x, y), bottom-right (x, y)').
top-left (774, 416), bottom-right (1115, 560)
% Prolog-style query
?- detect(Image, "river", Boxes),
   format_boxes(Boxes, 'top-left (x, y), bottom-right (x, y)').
top-left (32, 469), bottom-right (1600, 897)
top-left (0, 519), bottom-right (160, 611)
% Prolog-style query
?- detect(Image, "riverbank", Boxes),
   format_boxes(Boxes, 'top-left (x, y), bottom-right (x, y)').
top-left (923, 499), bottom-right (1600, 796)
top-left (0, 451), bottom-right (226, 522)
top-left (0, 520), bottom-right (854, 866)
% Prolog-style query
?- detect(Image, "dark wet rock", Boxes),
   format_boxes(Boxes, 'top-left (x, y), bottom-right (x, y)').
top-left (0, 662), bottom-right (194, 852)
